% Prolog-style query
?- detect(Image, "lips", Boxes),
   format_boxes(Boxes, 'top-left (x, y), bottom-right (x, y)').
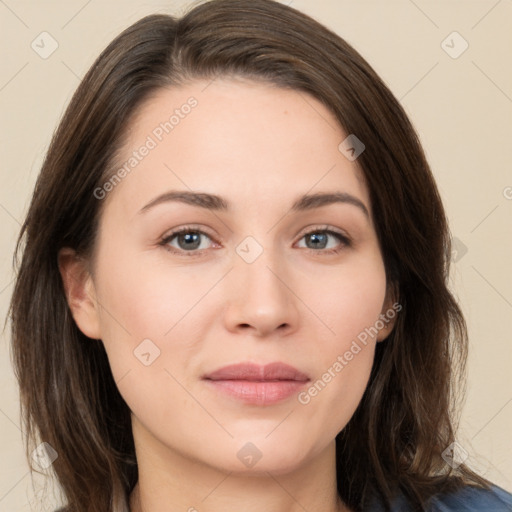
top-left (202, 362), bottom-right (310, 405)
top-left (203, 362), bottom-right (310, 382)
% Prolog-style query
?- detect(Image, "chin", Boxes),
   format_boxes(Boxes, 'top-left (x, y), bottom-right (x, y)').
top-left (203, 435), bottom-right (316, 476)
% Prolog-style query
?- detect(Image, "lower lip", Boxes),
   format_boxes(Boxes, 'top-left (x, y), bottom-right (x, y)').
top-left (204, 379), bottom-right (308, 405)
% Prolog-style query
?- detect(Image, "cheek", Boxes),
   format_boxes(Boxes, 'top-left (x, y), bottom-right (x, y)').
top-left (296, 343), bottom-right (374, 448)
top-left (91, 243), bottom-right (226, 402)
top-left (296, 304), bottom-right (380, 444)
top-left (91, 254), bottom-right (196, 430)
top-left (93, 245), bottom-right (215, 340)
top-left (303, 252), bottom-right (387, 345)
top-left (293, 254), bottom-right (386, 430)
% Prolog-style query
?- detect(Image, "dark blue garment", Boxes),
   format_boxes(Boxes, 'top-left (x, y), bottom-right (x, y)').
top-left (368, 483), bottom-right (512, 511)
top-left (54, 484), bottom-right (512, 511)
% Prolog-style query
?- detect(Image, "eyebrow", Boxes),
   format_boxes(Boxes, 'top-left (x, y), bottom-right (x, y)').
top-left (138, 190), bottom-right (369, 217)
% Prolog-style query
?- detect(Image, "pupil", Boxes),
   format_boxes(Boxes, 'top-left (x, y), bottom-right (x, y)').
top-left (308, 233), bottom-right (326, 249)
top-left (180, 232), bottom-right (200, 250)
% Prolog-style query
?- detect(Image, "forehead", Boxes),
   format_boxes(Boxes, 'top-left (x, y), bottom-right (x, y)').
top-left (103, 78), bottom-right (371, 219)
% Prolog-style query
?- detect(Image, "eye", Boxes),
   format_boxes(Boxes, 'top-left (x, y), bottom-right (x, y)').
top-left (159, 225), bottom-right (351, 257)
top-left (295, 227), bottom-right (350, 254)
top-left (159, 226), bottom-right (217, 257)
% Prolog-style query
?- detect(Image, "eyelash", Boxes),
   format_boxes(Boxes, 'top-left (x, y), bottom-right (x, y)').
top-left (158, 224), bottom-right (351, 258)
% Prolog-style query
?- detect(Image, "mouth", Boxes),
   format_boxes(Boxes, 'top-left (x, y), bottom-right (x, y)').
top-left (202, 362), bottom-right (310, 405)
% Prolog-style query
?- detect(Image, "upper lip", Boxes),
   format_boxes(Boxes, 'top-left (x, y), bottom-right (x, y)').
top-left (203, 362), bottom-right (310, 382)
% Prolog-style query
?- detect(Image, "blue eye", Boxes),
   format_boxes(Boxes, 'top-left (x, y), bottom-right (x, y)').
top-left (159, 226), bottom-right (350, 257)
top-left (296, 229), bottom-right (350, 254)
top-left (160, 227), bottom-right (214, 255)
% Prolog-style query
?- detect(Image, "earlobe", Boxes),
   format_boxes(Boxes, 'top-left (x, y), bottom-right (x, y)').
top-left (376, 282), bottom-right (400, 342)
top-left (58, 247), bottom-right (101, 340)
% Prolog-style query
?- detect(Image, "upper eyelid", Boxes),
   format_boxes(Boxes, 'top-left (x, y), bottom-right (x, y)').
top-left (161, 225), bottom-right (216, 242)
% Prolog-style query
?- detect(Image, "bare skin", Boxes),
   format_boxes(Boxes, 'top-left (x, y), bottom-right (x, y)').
top-left (59, 77), bottom-right (396, 512)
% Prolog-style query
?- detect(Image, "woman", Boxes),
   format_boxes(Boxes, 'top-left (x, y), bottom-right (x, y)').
top-left (9, 0), bottom-right (512, 511)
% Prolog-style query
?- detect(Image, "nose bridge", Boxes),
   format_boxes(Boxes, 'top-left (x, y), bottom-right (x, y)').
top-left (223, 237), bottom-right (300, 336)
top-left (238, 238), bottom-right (290, 307)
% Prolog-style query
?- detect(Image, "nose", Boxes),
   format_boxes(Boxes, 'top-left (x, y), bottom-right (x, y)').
top-left (222, 252), bottom-right (301, 338)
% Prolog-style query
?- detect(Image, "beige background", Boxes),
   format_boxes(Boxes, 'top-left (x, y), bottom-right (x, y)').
top-left (1, 0), bottom-right (511, 509)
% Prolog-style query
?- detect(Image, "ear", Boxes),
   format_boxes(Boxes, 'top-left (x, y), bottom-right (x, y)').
top-left (376, 281), bottom-right (400, 342)
top-left (58, 247), bottom-right (101, 340)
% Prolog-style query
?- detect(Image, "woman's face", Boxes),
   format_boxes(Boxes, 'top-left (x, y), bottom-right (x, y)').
top-left (67, 78), bottom-right (396, 475)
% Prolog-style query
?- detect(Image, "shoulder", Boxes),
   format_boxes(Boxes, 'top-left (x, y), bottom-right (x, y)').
top-left (367, 483), bottom-right (512, 511)
top-left (427, 483), bottom-right (512, 511)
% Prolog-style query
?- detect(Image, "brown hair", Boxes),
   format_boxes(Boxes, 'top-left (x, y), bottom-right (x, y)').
top-left (8, 0), bottom-right (492, 510)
